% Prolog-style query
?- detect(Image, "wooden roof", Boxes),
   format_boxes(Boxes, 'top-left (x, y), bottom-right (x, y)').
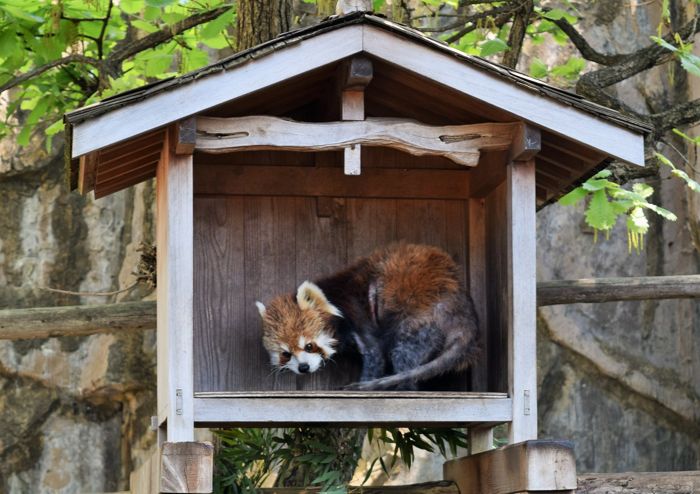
top-left (64, 12), bottom-right (650, 205)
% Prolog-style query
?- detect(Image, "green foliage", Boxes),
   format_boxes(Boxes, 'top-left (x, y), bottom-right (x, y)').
top-left (0, 0), bottom-right (234, 148)
top-left (558, 170), bottom-right (677, 253)
top-left (651, 34), bottom-right (700, 77)
top-left (214, 427), bottom-right (468, 494)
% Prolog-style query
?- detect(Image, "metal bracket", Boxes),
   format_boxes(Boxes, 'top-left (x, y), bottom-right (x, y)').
top-left (175, 388), bottom-right (183, 415)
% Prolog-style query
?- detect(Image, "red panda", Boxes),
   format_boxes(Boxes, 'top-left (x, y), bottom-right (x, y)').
top-left (256, 243), bottom-right (480, 390)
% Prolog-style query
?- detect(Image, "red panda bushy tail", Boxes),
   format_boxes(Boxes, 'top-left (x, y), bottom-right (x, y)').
top-left (343, 334), bottom-right (480, 391)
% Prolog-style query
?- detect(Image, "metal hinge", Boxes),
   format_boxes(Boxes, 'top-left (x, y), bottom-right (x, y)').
top-left (523, 389), bottom-right (531, 415)
top-left (175, 388), bottom-right (183, 415)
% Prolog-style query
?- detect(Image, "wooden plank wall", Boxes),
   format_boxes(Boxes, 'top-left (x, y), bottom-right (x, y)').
top-left (484, 183), bottom-right (509, 393)
top-left (193, 150), bottom-right (503, 393)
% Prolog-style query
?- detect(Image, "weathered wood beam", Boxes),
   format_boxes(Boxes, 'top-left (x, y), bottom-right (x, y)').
top-left (1, 276), bottom-right (698, 341)
top-left (78, 151), bottom-right (99, 194)
top-left (176, 117), bottom-right (196, 155)
top-left (195, 116), bottom-right (521, 166)
top-left (0, 301), bottom-right (156, 340)
top-left (576, 471), bottom-right (700, 494)
top-left (194, 165), bottom-right (471, 200)
top-left (160, 442), bottom-right (213, 493)
top-left (444, 440), bottom-right (577, 494)
top-left (538, 275), bottom-right (700, 306)
top-left (510, 123), bottom-right (541, 162)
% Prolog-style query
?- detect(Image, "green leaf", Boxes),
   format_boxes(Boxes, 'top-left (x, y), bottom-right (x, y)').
top-left (670, 168), bottom-right (700, 193)
top-left (585, 189), bottom-right (617, 231)
top-left (200, 7), bottom-right (234, 39)
top-left (529, 58), bottom-right (548, 78)
top-left (479, 38), bottom-right (509, 57)
top-left (558, 186), bottom-right (587, 206)
top-left (541, 8), bottom-right (577, 23)
top-left (131, 19), bottom-right (159, 33)
top-left (644, 203), bottom-right (677, 221)
top-left (650, 35), bottom-right (677, 52)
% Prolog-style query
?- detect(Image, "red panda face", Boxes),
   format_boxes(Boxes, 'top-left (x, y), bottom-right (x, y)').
top-left (257, 281), bottom-right (341, 375)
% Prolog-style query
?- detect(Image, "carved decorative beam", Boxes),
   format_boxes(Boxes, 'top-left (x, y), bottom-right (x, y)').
top-left (196, 116), bottom-right (521, 167)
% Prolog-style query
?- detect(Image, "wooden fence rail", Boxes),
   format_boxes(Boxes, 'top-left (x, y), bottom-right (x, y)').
top-left (0, 275), bottom-right (699, 340)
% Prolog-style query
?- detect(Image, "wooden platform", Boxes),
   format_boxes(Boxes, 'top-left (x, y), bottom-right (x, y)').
top-left (193, 391), bottom-right (510, 426)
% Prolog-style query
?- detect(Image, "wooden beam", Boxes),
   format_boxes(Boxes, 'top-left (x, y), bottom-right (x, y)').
top-left (0, 301), bottom-right (155, 340)
top-left (507, 159), bottom-right (537, 443)
top-left (363, 25), bottom-right (645, 166)
top-left (339, 57), bottom-right (372, 176)
top-left (176, 118), bottom-right (197, 155)
top-left (2, 276), bottom-right (698, 341)
top-left (78, 151), bottom-right (99, 194)
top-left (160, 442), bottom-right (213, 493)
top-left (259, 481), bottom-right (459, 493)
top-left (71, 26), bottom-right (364, 157)
top-left (193, 392), bottom-right (512, 425)
top-left (157, 127), bottom-right (195, 440)
top-left (510, 124), bottom-right (540, 162)
top-left (195, 116), bottom-right (521, 166)
top-left (576, 471), bottom-right (700, 494)
top-left (538, 275), bottom-right (700, 306)
top-left (443, 440), bottom-right (577, 494)
top-left (194, 165), bottom-right (470, 200)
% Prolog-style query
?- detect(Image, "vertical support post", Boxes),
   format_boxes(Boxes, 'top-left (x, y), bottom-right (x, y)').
top-left (507, 159), bottom-right (537, 443)
top-left (157, 123), bottom-right (195, 442)
top-left (339, 56), bottom-right (372, 175)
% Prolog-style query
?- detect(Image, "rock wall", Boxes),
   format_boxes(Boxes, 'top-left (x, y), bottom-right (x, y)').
top-left (0, 1), bottom-right (699, 492)
top-left (534, 0), bottom-right (700, 472)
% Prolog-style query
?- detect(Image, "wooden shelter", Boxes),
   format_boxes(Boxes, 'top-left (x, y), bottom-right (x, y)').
top-left (64, 11), bottom-right (650, 493)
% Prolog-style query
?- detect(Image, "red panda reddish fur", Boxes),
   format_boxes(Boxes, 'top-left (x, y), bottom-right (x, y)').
top-left (256, 243), bottom-right (480, 390)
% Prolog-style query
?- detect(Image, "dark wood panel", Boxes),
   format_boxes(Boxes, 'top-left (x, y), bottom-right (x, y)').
top-left (484, 183), bottom-right (508, 393)
top-left (243, 196), bottom-right (298, 391)
top-left (294, 197), bottom-right (358, 390)
top-left (194, 194), bottom-right (479, 392)
top-left (194, 165), bottom-right (471, 200)
top-left (194, 196), bottom-right (245, 392)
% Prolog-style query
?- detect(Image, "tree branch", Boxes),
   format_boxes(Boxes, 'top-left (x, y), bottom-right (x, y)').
top-left (108, 5), bottom-right (231, 65)
top-left (501, 0), bottom-right (533, 69)
top-left (650, 98), bottom-right (700, 135)
top-left (579, 14), bottom-right (700, 92)
top-left (550, 17), bottom-right (628, 65)
top-left (0, 54), bottom-right (100, 95)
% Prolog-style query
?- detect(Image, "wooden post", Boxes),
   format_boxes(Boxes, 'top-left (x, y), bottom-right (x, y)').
top-left (157, 124), bottom-right (195, 442)
top-left (507, 159), bottom-right (537, 443)
top-left (444, 440), bottom-right (576, 494)
top-left (340, 56), bottom-right (372, 175)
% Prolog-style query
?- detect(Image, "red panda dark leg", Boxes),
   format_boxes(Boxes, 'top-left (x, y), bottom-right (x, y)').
top-left (353, 331), bottom-right (385, 382)
top-left (388, 322), bottom-right (443, 390)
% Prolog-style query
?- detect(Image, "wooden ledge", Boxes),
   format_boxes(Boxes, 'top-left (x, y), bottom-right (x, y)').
top-left (443, 440), bottom-right (577, 494)
top-left (195, 116), bottom-right (520, 167)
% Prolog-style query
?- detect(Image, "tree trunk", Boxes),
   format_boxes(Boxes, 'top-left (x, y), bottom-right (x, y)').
top-left (236, 0), bottom-right (293, 51)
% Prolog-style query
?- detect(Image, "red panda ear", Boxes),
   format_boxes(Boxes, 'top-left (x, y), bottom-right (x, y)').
top-left (296, 281), bottom-right (342, 317)
top-left (255, 301), bottom-right (266, 318)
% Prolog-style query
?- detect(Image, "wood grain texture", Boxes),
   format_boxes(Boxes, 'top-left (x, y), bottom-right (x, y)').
top-left (72, 26), bottom-right (364, 157)
top-left (484, 183), bottom-right (508, 394)
top-left (160, 442), bottom-right (213, 493)
top-left (193, 394), bottom-right (512, 425)
top-left (195, 116), bottom-right (519, 166)
top-left (443, 440), bottom-right (576, 494)
top-left (576, 472), bottom-right (700, 494)
top-left (363, 25), bottom-right (645, 166)
top-left (156, 130), bottom-right (195, 440)
top-left (194, 196), bottom-right (245, 392)
top-left (507, 160), bottom-right (537, 443)
top-left (0, 302), bottom-right (155, 340)
top-left (468, 198), bottom-right (489, 392)
top-left (78, 152), bottom-right (98, 194)
top-left (194, 164), bottom-right (471, 200)
top-left (538, 275), bottom-right (700, 305)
